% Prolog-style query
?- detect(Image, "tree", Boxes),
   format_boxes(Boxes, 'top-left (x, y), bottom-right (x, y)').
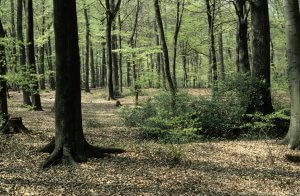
top-left (41, 0), bottom-right (124, 168)
top-left (17, 0), bottom-right (32, 106)
top-left (233, 0), bottom-right (250, 73)
top-left (281, 0), bottom-right (300, 149)
top-left (104, 0), bottom-right (121, 100)
top-left (153, 0), bottom-right (176, 95)
top-left (25, 0), bottom-right (43, 111)
top-left (250, 0), bottom-right (273, 114)
top-left (0, 18), bottom-right (8, 118)
top-left (84, 5), bottom-right (90, 93)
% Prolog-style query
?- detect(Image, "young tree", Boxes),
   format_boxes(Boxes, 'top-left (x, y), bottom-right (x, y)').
top-left (250, 0), bottom-right (273, 114)
top-left (281, 0), bottom-right (300, 149)
top-left (41, 0), bottom-right (124, 168)
top-left (25, 0), bottom-right (42, 111)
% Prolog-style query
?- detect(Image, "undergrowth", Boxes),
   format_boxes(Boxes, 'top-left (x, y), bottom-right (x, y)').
top-left (119, 74), bottom-right (290, 143)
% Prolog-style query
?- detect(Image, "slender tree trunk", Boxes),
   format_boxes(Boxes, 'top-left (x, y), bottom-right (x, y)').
top-left (205, 0), bottom-right (217, 92)
top-left (25, 0), bottom-right (42, 111)
top-left (100, 42), bottom-right (107, 87)
top-left (0, 19), bottom-right (8, 117)
top-left (154, 20), bottom-right (163, 88)
top-left (218, 28), bottom-right (225, 80)
top-left (154, 0), bottom-right (176, 95)
top-left (250, 0), bottom-right (274, 114)
top-left (10, 0), bottom-right (18, 91)
top-left (118, 13), bottom-right (123, 93)
top-left (172, 0), bottom-right (184, 88)
top-left (281, 0), bottom-right (300, 149)
top-left (38, 0), bottom-right (46, 90)
top-left (90, 41), bottom-right (96, 88)
top-left (46, 35), bottom-right (56, 90)
top-left (17, 0), bottom-right (31, 106)
top-left (84, 6), bottom-right (90, 93)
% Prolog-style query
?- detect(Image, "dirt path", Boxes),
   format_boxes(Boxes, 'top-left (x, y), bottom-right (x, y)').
top-left (0, 89), bottom-right (299, 195)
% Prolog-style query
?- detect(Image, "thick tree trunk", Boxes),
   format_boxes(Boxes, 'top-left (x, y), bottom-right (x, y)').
top-left (250, 0), bottom-right (274, 114)
top-left (25, 0), bottom-right (42, 111)
top-left (235, 0), bottom-right (250, 73)
top-left (41, 0), bottom-right (124, 168)
top-left (84, 6), bottom-right (90, 93)
top-left (282, 0), bottom-right (300, 149)
top-left (17, 0), bottom-right (31, 106)
top-left (154, 0), bottom-right (176, 95)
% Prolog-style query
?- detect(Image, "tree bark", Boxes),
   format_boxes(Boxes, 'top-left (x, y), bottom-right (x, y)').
top-left (250, 0), bottom-right (274, 114)
top-left (0, 19), bottom-right (8, 117)
top-left (154, 0), bottom-right (176, 95)
top-left (25, 0), bottom-right (42, 111)
top-left (100, 42), bottom-right (107, 87)
top-left (234, 0), bottom-right (250, 73)
top-left (84, 6), bottom-right (90, 93)
top-left (90, 41), bottom-right (96, 88)
top-left (205, 0), bottom-right (217, 91)
top-left (17, 0), bottom-right (31, 106)
top-left (41, 0), bottom-right (124, 169)
top-left (281, 0), bottom-right (300, 149)
top-left (46, 34), bottom-right (56, 90)
top-left (38, 0), bottom-right (46, 90)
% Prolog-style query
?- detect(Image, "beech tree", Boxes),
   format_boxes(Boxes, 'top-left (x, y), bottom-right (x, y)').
top-left (40, 0), bottom-right (124, 168)
top-left (0, 18), bottom-right (8, 118)
top-left (250, 0), bottom-right (273, 114)
top-left (282, 0), bottom-right (300, 149)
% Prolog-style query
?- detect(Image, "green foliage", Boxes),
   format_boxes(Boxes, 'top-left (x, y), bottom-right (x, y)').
top-left (85, 118), bottom-right (102, 128)
top-left (120, 74), bottom-right (290, 143)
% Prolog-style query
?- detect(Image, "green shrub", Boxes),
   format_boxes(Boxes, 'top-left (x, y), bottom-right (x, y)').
top-left (119, 74), bottom-right (290, 142)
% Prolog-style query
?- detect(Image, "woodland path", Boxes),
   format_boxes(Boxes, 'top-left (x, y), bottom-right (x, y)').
top-left (0, 89), bottom-right (299, 195)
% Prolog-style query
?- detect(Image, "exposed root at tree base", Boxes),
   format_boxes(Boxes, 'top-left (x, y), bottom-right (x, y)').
top-left (0, 116), bottom-right (29, 134)
top-left (40, 139), bottom-right (126, 169)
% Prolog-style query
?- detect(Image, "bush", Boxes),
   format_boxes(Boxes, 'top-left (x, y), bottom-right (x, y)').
top-left (119, 74), bottom-right (290, 142)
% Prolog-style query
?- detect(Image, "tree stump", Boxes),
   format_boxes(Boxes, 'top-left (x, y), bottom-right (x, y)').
top-left (1, 117), bottom-right (28, 134)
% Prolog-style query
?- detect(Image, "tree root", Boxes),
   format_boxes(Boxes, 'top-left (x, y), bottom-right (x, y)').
top-left (40, 139), bottom-right (126, 169)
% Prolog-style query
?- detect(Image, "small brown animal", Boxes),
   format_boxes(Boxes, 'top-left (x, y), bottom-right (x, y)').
top-left (116, 100), bottom-right (122, 107)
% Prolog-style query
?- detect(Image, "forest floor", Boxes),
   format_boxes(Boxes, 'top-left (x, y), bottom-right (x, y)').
top-left (0, 88), bottom-right (299, 195)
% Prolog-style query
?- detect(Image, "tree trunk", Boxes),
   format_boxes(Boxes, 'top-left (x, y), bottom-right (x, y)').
top-left (90, 41), bottom-right (96, 88)
top-left (250, 0), bottom-right (274, 114)
top-left (17, 0), bottom-right (31, 106)
top-left (100, 42), bottom-right (107, 87)
top-left (154, 0), bottom-right (176, 95)
top-left (39, 0), bottom-right (46, 90)
top-left (218, 28), bottom-right (225, 80)
top-left (41, 0), bottom-right (124, 169)
top-left (154, 20), bottom-right (163, 88)
top-left (25, 0), bottom-right (42, 111)
top-left (84, 6), bottom-right (90, 93)
top-left (46, 35), bottom-right (56, 90)
top-left (235, 0), bottom-right (250, 73)
top-left (10, 0), bottom-right (18, 91)
top-left (281, 0), bottom-right (300, 149)
top-left (0, 19), bottom-right (8, 117)
top-left (205, 0), bottom-right (217, 91)
top-left (172, 0), bottom-right (184, 88)
top-left (118, 13), bottom-right (123, 93)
